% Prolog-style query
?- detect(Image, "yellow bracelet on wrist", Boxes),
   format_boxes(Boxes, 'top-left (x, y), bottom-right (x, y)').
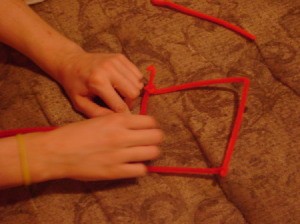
top-left (16, 134), bottom-right (31, 186)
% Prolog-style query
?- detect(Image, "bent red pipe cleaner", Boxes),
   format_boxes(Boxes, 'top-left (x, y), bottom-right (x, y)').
top-left (140, 65), bottom-right (250, 176)
top-left (151, 0), bottom-right (256, 41)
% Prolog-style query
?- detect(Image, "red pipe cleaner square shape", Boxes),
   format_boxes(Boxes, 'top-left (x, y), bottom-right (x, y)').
top-left (140, 65), bottom-right (250, 177)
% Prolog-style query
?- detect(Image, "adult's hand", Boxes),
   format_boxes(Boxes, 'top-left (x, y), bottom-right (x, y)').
top-left (25, 114), bottom-right (163, 181)
top-left (58, 52), bottom-right (144, 117)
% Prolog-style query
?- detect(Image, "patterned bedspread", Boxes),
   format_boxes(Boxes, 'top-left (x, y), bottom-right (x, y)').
top-left (0, 1), bottom-right (299, 223)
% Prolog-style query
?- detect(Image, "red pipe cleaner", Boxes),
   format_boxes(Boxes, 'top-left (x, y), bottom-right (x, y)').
top-left (151, 0), bottom-right (256, 41)
top-left (141, 65), bottom-right (250, 176)
top-left (0, 127), bottom-right (56, 138)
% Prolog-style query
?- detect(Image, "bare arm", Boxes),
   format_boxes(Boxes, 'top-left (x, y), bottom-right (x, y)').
top-left (0, 1), bottom-right (162, 189)
top-left (0, 115), bottom-right (162, 188)
top-left (0, 0), bottom-right (82, 81)
top-left (0, 0), bottom-right (144, 117)
top-left (0, 133), bottom-right (62, 188)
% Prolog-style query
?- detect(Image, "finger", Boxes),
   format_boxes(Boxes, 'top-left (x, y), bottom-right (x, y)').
top-left (124, 98), bottom-right (135, 110)
top-left (112, 57), bottom-right (144, 90)
top-left (101, 65), bottom-right (140, 100)
top-left (118, 54), bottom-right (144, 81)
top-left (124, 129), bottom-right (164, 147)
top-left (73, 96), bottom-right (113, 117)
top-left (110, 68), bottom-right (142, 101)
top-left (113, 146), bottom-right (160, 163)
top-left (108, 163), bottom-right (147, 179)
top-left (91, 82), bottom-right (130, 113)
top-left (69, 164), bottom-right (147, 181)
top-left (124, 115), bottom-right (160, 130)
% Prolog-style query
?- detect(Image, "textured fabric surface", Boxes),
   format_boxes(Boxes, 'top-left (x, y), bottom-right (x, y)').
top-left (0, 0), bottom-right (300, 223)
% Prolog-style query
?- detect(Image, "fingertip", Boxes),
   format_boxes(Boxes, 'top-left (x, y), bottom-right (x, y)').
top-left (138, 81), bottom-right (144, 89)
top-left (148, 146), bottom-right (161, 160)
top-left (138, 164), bottom-right (148, 176)
top-left (157, 129), bottom-right (165, 143)
top-left (147, 115), bottom-right (160, 128)
top-left (132, 163), bottom-right (148, 177)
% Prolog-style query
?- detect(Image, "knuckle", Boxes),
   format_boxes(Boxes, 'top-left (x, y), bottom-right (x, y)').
top-left (108, 166), bottom-right (130, 179)
top-left (138, 81), bottom-right (144, 89)
top-left (101, 61), bottom-right (114, 70)
top-left (137, 72), bottom-right (144, 80)
top-left (115, 53), bottom-right (125, 60)
top-left (128, 88), bottom-right (140, 99)
top-left (88, 73), bottom-right (106, 87)
top-left (109, 113), bottom-right (127, 125)
top-left (101, 166), bottom-right (117, 180)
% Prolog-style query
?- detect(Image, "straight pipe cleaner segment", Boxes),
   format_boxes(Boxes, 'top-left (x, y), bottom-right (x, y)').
top-left (151, 0), bottom-right (256, 40)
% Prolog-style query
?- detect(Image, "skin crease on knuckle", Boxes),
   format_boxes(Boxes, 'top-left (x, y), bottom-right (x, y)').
top-left (88, 71), bottom-right (107, 88)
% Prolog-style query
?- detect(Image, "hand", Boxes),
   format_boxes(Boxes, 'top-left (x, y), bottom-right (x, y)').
top-left (25, 114), bottom-right (163, 181)
top-left (57, 51), bottom-right (144, 117)
top-left (0, 1), bottom-right (144, 117)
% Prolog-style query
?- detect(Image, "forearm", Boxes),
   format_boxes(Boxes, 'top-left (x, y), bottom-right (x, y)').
top-left (0, 136), bottom-right (23, 188)
top-left (0, 133), bottom-right (62, 188)
top-left (0, 0), bottom-right (84, 83)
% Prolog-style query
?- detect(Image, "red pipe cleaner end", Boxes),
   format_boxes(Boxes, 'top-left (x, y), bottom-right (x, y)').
top-left (146, 65), bottom-right (156, 73)
top-left (151, 0), bottom-right (256, 41)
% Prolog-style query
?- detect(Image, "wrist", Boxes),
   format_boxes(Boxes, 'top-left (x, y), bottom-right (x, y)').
top-left (25, 132), bottom-right (66, 183)
top-left (39, 41), bottom-right (86, 84)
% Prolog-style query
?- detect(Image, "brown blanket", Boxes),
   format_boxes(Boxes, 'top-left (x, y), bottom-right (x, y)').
top-left (0, 0), bottom-right (299, 223)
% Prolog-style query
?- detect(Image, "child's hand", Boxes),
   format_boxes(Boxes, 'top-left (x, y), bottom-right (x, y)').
top-left (26, 114), bottom-right (163, 181)
top-left (57, 52), bottom-right (144, 117)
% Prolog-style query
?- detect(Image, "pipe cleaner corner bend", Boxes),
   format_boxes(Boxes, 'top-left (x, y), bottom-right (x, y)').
top-left (0, 1), bottom-right (253, 177)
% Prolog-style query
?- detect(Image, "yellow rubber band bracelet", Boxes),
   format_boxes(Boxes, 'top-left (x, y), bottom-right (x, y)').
top-left (16, 134), bottom-right (31, 186)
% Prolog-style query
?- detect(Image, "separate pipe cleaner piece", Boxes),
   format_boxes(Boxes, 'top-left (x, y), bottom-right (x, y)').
top-left (151, 0), bottom-right (256, 41)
